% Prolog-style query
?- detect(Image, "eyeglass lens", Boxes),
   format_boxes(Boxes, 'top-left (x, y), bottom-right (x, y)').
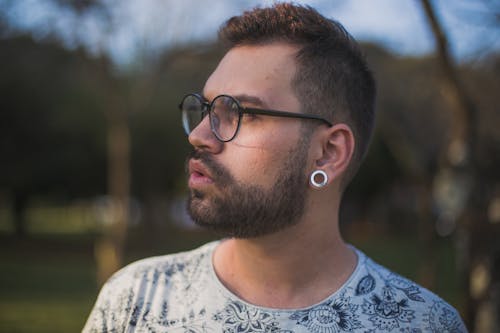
top-left (211, 96), bottom-right (240, 141)
top-left (181, 95), bottom-right (205, 137)
top-left (181, 95), bottom-right (241, 142)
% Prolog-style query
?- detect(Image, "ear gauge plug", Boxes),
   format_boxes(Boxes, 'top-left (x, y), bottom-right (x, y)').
top-left (310, 170), bottom-right (328, 188)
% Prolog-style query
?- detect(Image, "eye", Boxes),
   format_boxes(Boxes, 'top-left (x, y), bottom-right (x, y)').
top-left (230, 101), bottom-right (239, 113)
top-left (242, 113), bottom-right (259, 121)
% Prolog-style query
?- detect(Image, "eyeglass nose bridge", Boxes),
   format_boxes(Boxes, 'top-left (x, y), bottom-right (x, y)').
top-left (200, 101), bottom-right (210, 117)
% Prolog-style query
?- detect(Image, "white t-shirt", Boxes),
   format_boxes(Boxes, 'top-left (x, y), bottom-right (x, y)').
top-left (83, 241), bottom-right (467, 332)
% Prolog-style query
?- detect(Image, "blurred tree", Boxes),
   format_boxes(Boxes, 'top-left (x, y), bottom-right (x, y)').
top-left (345, 36), bottom-right (500, 330)
top-left (94, 43), bottom-right (226, 282)
top-left (421, 0), bottom-right (500, 331)
top-left (0, 36), bottom-right (110, 236)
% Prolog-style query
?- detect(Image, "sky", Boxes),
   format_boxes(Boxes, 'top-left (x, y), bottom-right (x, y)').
top-left (1, 0), bottom-right (498, 66)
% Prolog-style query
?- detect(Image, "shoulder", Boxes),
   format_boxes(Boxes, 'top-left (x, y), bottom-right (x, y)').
top-left (82, 241), bottom-right (219, 332)
top-left (355, 250), bottom-right (446, 305)
top-left (348, 248), bottom-right (468, 332)
top-left (107, 240), bottom-right (218, 288)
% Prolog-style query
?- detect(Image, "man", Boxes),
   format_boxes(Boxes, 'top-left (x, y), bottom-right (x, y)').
top-left (83, 3), bottom-right (467, 332)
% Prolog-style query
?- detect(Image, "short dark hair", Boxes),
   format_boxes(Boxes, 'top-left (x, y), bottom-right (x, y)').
top-left (219, 3), bottom-right (376, 187)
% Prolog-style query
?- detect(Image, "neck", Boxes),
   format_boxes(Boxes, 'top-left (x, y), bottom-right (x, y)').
top-left (212, 195), bottom-right (357, 309)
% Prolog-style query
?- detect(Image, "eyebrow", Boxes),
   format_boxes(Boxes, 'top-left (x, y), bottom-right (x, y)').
top-left (200, 92), bottom-right (268, 108)
top-left (232, 94), bottom-right (266, 107)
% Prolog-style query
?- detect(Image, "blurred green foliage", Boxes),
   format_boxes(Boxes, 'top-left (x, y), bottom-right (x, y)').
top-left (0, 36), bottom-right (108, 198)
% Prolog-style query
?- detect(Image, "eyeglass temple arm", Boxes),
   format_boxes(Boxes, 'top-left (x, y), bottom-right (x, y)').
top-left (241, 107), bottom-right (332, 126)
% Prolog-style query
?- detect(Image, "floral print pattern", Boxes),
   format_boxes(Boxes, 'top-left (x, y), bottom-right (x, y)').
top-left (290, 296), bottom-right (363, 332)
top-left (424, 301), bottom-right (465, 333)
top-left (214, 301), bottom-right (280, 332)
top-left (355, 274), bottom-right (376, 296)
top-left (362, 286), bottom-right (415, 330)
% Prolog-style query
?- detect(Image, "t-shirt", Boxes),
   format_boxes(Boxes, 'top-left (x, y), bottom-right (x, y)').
top-left (83, 241), bottom-right (468, 332)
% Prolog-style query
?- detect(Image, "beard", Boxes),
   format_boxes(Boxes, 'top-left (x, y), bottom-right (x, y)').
top-left (186, 143), bottom-right (309, 239)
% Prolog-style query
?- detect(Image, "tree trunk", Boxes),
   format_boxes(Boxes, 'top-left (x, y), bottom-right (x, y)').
top-left (95, 97), bottom-right (130, 286)
top-left (13, 192), bottom-right (28, 238)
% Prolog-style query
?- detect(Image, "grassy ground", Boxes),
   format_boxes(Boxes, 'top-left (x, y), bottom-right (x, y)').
top-left (0, 234), bottom-right (97, 333)
top-left (0, 226), bottom-right (464, 333)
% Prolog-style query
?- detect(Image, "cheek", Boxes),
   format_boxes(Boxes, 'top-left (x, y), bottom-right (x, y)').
top-left (224, 150), bottom-right (279, 187)
top-left (225, 143), bottom-right (289, 187)
top-left (223, 121), bottom-right (303, 186)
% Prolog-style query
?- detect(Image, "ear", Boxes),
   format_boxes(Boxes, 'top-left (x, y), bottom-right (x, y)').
top-left (313, 124), bottom-right (355, 185)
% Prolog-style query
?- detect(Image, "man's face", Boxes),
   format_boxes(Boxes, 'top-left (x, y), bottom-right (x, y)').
top-left (186, 43), bottom-right (311, 238)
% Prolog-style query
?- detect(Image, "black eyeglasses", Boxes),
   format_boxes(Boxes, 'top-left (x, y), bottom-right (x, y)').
top-left (179, 93), bottom-right (332, 142)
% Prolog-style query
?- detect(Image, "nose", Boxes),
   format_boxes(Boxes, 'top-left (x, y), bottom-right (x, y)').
top-left (188, 114), bottom-right (223, 153)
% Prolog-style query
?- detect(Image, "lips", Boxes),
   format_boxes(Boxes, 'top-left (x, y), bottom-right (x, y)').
top-left (188, 159), bottom-right (214, 188)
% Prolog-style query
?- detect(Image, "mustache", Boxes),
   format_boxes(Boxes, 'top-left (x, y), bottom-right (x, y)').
top-left (186, 150), bottom-right (233, 185)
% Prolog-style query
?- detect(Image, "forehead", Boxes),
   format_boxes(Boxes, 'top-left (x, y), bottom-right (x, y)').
top-left (203, 43), bottom-right (300, 109)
